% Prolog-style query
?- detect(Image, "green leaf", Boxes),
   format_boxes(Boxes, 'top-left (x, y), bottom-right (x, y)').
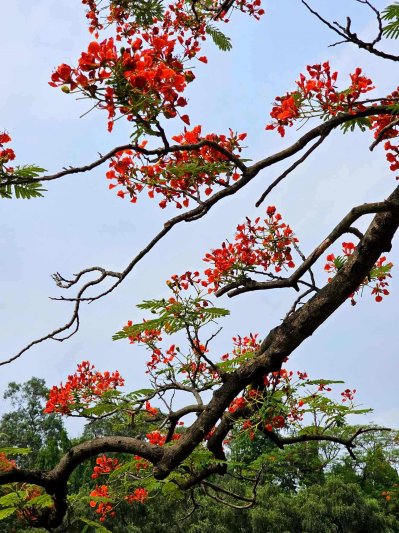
top-left (161, 481), bottom-right (184, 501)
top-left (120, 0), bottom-right (164, 27)
top-left (306, 379), bottom-right (345, 386)
top-left (369, 262), bottom-right (393, 280)
top-left (0, 446), bottom-right (31, 456)
top-left (0, 508), bottom-right (16, 520)
top-left (0, 165), bottom-right (47, 200)
top-left (0, 492), bottom-right (22, 507)
top-left (80, 403), bottom-right (118, 417)
top-left (79, 517), bottom-right (112, 533)
top-left (206, 24), bottom-right (232, 51)
top-left (25, 493), bottom-right (53, 508)
top-left (333, 255), bottom-right (346, 270)
top-left (382, 3), bottom-right (399, 39)
top-left (113, 297), bottom-right (229, 340)
top-left (125, 388), bottom-right (155, 402)
top-left (13, 165), bottom-right (46, 178)
top-left (341, 117), bottom-right (372, 134)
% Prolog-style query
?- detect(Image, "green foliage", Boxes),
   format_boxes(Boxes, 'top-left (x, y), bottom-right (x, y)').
top-left (0, 492), bottom-right (24, 507)
top-left (0, 378), bottom-right (70, 469)
top-left (387, 102), bottom-right (399, 115)
top-left (113, 297), bottom-right (229, 340)
top-left (0, 447), bottom-right (31, 456)
top-left (26, 493), bottom-right (53, 508)
top-left (0, 165), bottom-right (46, 199)
top-left (111, 0), bottom-right (164, 27)
top-left (206, 25), bottom-right (233, 51)
top-left (80, 517), bottom-right (112, 532)
top-left (2, 378), bottom-right (399, 532)
top-left (0, 508), bottom-right (16, 521)
top-left (341, 117), bottom-right (372, 134)
top-left (382, 3), bottom-right (399, 39)
top-left (217, 347), bottom-right (257, 371)
top-left (370, 262), bottom-right (393, 280)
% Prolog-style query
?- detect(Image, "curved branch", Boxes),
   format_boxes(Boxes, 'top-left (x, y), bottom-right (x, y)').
top-left (0, 436), bottom-right (164, 528)
top-left (266, 426), bottom-right (392, 460)
top-left (202, 464), bottom-right (265, 509)
top-left (3, 138), bottom-right (248, 188)
top-left (301, 0), bottom-right (399, 62)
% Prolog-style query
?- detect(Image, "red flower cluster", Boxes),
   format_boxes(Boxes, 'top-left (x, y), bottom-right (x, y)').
top-left (145, 401), bottom-right (158, 416)
top-left (90, 484), bottom-right (115, 522)
top-left (221, 333), bottom-right (260, 363)
top-left (167, 270), bottom-right (207, 291)
top-left (91, 455), bottom-right (119, 479)
top-left (81, 0), bottom-right (264, 36)
top-left (44, 361), bottom-right (125, 414)
top-left (324, 242), bottom-right (393, 304)
top-left (228, 396), bottom-right (246, 413)
top-left (125, 487), bottom-right (149, 504)
top-left (234, 0), bottom-right (265, 20)
top-left (264, 415), bottom-right (285, 432)
top-left (55, 0), bottom-right (265, 136)
top-left (266, 62), bottom-right (374, 136)
top-left (51, 2), bottom-right (202, 132)
top-left (341, 388), bottom-right (356, 402)
top-left (371, 88), bottom-right (399, 179)
top-left (125, 317), bottom-right (179, 372)
top-left (0, 452), bottom-right (16, 471)
top-left (0, 132), bottom-right (16, 175)
top-left (203, 206), bottom-right (298, 291)
top-left (262, 368), bottom-right (294, 388)
top-left (126, 320), bottom-right (163, 346)
top-left (146, 430), bottom-right (180, 445)
top-left (133, 455), bottom-right (150, 472)
top-left (106, 127), bottom-right (246, 208)
top-left (146, 431), bottom-right (166, 446)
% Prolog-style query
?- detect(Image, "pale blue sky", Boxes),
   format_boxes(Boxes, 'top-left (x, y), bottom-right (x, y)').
top-left (0, 0), bottom-right (397, 433)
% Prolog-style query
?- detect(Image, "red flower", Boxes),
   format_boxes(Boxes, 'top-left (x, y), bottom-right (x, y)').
top-left (203, 207), bottom-right (297, 292)
top-left (91, 455), bottom-right (119, 479)
top-left (126, 488), bottom-right (149, 504)
top-left (44, 361), bottom-right (124, 415)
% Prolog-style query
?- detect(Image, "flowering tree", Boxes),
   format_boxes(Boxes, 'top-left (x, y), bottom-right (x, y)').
top-left (0, 0), bottom-right (399, 529)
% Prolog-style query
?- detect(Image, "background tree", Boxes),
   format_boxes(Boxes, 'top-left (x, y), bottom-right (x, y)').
top-left (0, 378), bottom-right (70, 469)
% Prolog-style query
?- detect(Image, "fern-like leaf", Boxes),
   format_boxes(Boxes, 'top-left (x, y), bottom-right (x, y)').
top-left (121, 0), bottom-right (164, 26)
top-left (341, 117), bottom-right (372, 134)
top-left (382, 3), bottom-right (399, 39)
top-left (0, 165), bottom-right (46, 199)
top-left (206, 24), bottom-right (232, 51)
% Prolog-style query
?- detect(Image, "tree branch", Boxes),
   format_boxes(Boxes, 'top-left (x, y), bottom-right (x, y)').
top-left (301, 0), bottom-right (399, 62)
top-left (217, 197), bottom-right (397, 297)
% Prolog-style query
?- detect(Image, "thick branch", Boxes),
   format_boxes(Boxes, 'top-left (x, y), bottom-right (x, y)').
top-left (152, 185), bottom-right (399, 478)
top-left (0, 436), bottom-right (163, 528)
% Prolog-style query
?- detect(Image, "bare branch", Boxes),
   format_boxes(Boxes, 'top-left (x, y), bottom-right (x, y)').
top-left (268, 426), bottom-right (392, 460)
top-left (255, 131), bottom-right (329, 207)
top-left (301, 0), bottom-right (399, 62)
